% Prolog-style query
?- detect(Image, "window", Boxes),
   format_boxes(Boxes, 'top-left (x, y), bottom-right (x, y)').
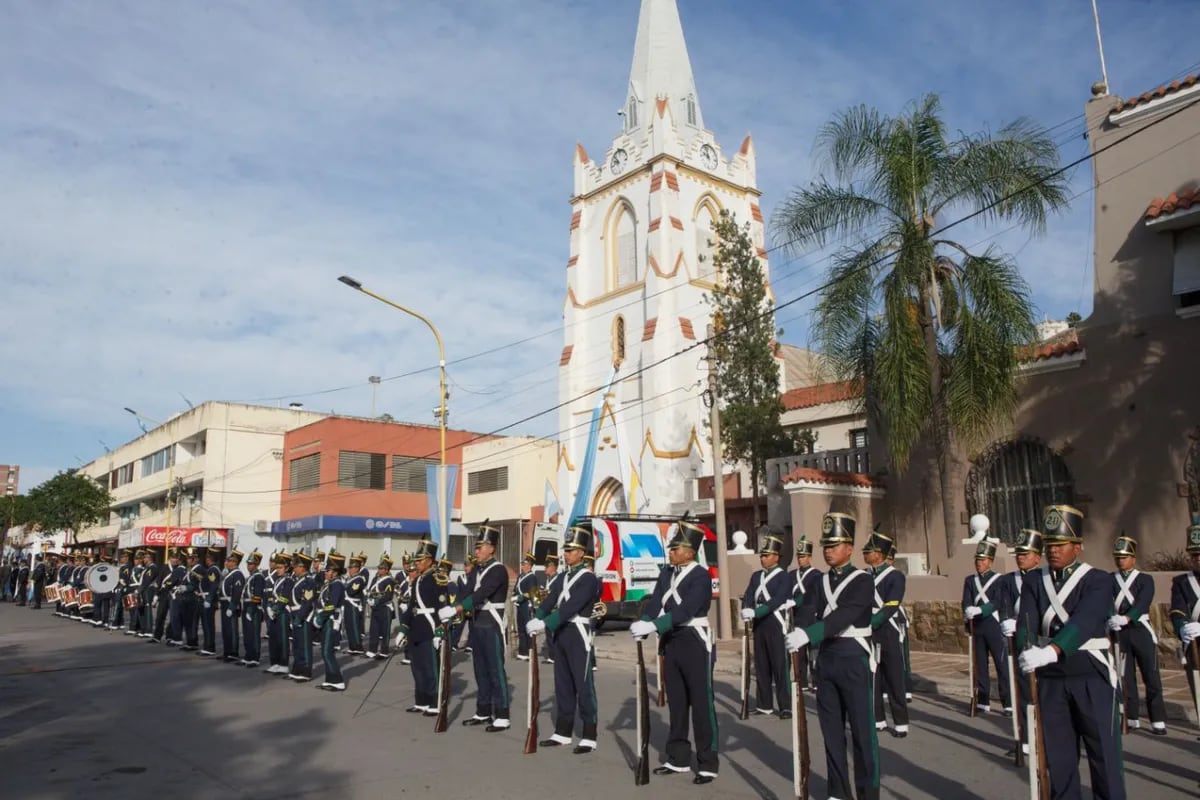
top-left (627, 96), bottom-right (638, 130)
top-left (849, 428), bottom-right (869, 449)
top-left (615, 207), bottom-right (637, 288)
top-left (468, 466), bottom-right (508, 495)
top-left (695, 203), bottom-right (716, 279)
top-left (110, 462), bottom-right (134, 489)
top-left (393, 456), bottom-right (436, 493)
top-left (141, 447), bottom-right (172, 478)
top-left (965, 438), bottom-right (1074, 546)
top-left (612, 315), bottom-right (626, 368)
top-left (289, 453), bottom-right (321, 493)
top-left (1171, 227), bottom-right (1200, 297)
top-left (337, 450), bottom-right (386, 490)
top-left (686, 94), bottom-right (697, 126)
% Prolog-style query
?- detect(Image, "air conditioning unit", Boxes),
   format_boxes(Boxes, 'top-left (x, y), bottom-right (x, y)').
top-left (253, 519), bottom-right (271, 534)
top-left (893, 552), bottom-right (928, 576)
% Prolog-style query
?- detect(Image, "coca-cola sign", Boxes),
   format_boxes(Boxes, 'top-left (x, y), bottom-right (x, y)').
top-left (139, 527), bottom-right (231, 547)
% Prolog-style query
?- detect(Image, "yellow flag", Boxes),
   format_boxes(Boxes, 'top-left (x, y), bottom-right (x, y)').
top-left (627, 458), bottom-right (641, 512)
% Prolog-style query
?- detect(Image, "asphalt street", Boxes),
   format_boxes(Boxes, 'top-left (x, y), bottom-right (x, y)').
top-left (0, 607), bottom-right (1196, 800)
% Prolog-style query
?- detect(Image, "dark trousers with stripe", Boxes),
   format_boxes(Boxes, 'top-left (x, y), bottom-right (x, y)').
top-left (267, 610), bottom-right (290, 666)
top-left (112, 593), bottom-right (126, 627)
top-left (168, 598), bottom-right (185, 641)
top-left (553, 623), bottom-right (598, 741)
top-left (321, 620), bottom-right (343, 684)
top-left (411, 637), bottom-right (438, 707)
top-left (291, 614), bottom-right (313, 678)
top-left (469, 622), bottom-right (510, 719)
top-left (94, 595), bottom-right (113, 624)
top-left (154, 595), bottom-right (170, 638)
top-left (874, 626), bottom-right (909, 728)
top-left (1040, 669), bottom-right (1125, 800)
top-left (368, 605), bottom-right (393, 654)
top-left (220, 602), bottom-right (240, 658)
top-left (664, 630), bottom-right (718, 775)
top-left (242, 606), bottom-right (262, 663)
top-left (753, 617), bottom-right (789, 712)
top-left (516, 601), bottom-right (531, 656)
top-left (342, 600), bottom-right (364, 652)
top-left (817, 646), bottom-right (879, 800)
top-left (972, 618), bottom-right (1011, 707)
top-left (1117, 624), bottom-right (1166, 724)
top-left (200, 603), bottom-right (217, 652)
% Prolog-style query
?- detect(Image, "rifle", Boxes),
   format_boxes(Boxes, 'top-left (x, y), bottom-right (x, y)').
top-left (524, 633), bottom-right (540, 753)
top-left (634, 639), bottom-right (651, 786)
top-left (1190, 639), bottom-right (1200, 732)
top-left (790, 648), bottom-right (811, 800)
top-left (1006, 635), bottom-right (1024, 767)
top-left (968, 617), bottom-right (978, 717)
top-left (1027, 654), bottom-right (1050, 800)
top-left (1110, 632), bottom-right (1127, 735)
top-left (353, 635), bottom-right (397, 719)
top-left (433, 628), bottom-right (452, 733)
top-left (656, 651), bottom-right (666, 708)
top-left (739, 615), bottom-right (752, 720)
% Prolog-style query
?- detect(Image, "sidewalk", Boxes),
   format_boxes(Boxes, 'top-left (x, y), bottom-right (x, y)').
top-left (592, 634), bottom-right (1199, 726)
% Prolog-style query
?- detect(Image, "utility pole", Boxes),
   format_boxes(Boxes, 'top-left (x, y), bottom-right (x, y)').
top-left (706, 323), bottom-right (732, 641)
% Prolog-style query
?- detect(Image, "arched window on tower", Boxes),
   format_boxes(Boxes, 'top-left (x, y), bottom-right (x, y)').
top-left (612, 315), bottom-right (626, 368)
top-left (686, 94), bottom-right (697, 126)
top-left (627, 97), bottom-right (638, 131)
top-left (612, 205), bottom-right (638, 289)
top-left (695, 202), bottom-right (717, 281)
top-left (965, 437), bottom-right (1075, 546)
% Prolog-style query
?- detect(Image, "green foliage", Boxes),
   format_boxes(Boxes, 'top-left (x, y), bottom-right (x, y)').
top-left (23, 470), bottom-right (113, 543)
top-left (706, 210), bottom-right (792, 517)
top-left (1065, 311), bottom-right (1082, 327)
top-left (1, 494), bottom-right (34, 532)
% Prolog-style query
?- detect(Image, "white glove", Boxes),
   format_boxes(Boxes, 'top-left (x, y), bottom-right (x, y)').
top-left (437, 606), bottom-right (456, 623)
top-left (526, 618), bottom-right (546, 636)
top-left (394, 633), bottom-right (407, 649)
top-left (740, 608), bottom-right (756, 622)
top-left (779, 599), bottom-right (796, 611)
top-left (433, 636), bottom-right (442, 651)
top-left (964, 606), bottom-right (982, 620)
top-left (1106, 615), bottom-right (1128, 632)
top-left (1018, 645), bottom-right (1057, 674)
top-left (244, 612), bottom-right (253, 621)
top-left (629, 620), bottom-right (656, 638)
top-left (203, 601), bottom-right (212, 610)
top-left (1182, 622), bottom-right (1200, 644)
top-left (1000, 619), bottom-right (1016, 637)
top-left (786, 629), bottom-right (810, 652)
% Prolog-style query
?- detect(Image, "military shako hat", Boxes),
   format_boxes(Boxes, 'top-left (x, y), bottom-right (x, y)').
top-left (348, 551), bottom-right (366, 567)
top-left (1188, 524), bottom-right (1200, 555)
top-left (795, 537), bottom-right (814, 557)
top-left (204, 547), bottom-right (221, 561)
top-left (862, 528), bottom-right (894, 556)
top-left (292, 551), bottom-right (314, 569)
top-left (400, 553), bottom-right (414, 571)
top-left (819, 512), bottom-right (856, 547)
top-left (377, 553), bottom-right (394, 570)
top-left (522, 551), bottom-right (536, 565)
top-left (271, 550), bottom-right (291, 567)
top-left (1042, 504), bottom-right (1084, 544)
top-left (974, 540), bottom-right (997, 560)
top-left (543, 553), bottom-right (559, 566)
top-left (413, 539), bottom-right (438, 561)
top-left (227, 549), bottom-right (244, 564)
top-left (475, 518), bottom-right (501, 547)
top-left (184, 547), bottom-right (199, 559)
top-left (314, 550), bottom-right (326, 565)
top-left (564, 521), bottom-right (594, 554)
top-left (326, 551), bottom-right (346, 574)
top-left (1013, 530), bottom-right (1044, 555)
top-left (1112, 536), bottom-right (1137, 557)
top-left (757, 533), bottom-right (784, 557)
top-left (246, 550), bottom-right (262, 565)
top-left (436, 557), bottom-right (453, 573)
top-left (668, 520), bottom-right (704, 552)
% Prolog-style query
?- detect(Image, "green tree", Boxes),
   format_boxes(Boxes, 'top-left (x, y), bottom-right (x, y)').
top-left (706, 209), bottom-right (793, 527)
top-left (25, 470), bottom-right (113, 545)
top-left (1065, 311), bottom-right (1082, 327)
top-left (774, 94), bottom-right (1068, 555)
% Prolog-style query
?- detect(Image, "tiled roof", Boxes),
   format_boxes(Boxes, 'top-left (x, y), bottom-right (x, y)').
top-left (1113, 73), bottom-right (1199, 113)
top-left (678, 317), bottom-right (695, 340)
top-left (1145, 185), bottom-right (1200, 219)
top-left (781, 380), bottom-right (862, 411)
top-left (1018, 329), bottom-right (1082, 363)
top-left (642, 318), bottom-right (657, 341)
top-left (559, 345), bottom-right (573, 367)
top-left (781, 467), bottom-right (882, 489)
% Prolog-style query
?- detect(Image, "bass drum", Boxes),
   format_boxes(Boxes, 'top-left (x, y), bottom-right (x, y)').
top-left (85, 563), bottom-right (118, 594)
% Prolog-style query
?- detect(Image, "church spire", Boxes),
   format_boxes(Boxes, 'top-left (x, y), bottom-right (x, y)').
top-left (624, 0), bottom-right (702, 136)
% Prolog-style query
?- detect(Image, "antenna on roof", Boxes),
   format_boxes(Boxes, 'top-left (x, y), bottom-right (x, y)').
top-left (1090, 0), bottom-right (1110, 95)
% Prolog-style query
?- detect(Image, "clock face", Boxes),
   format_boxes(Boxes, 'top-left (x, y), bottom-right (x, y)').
top-left (610, 149), bottom-right (628, 175)
top-left (700, 144), bottom-right (718, 171)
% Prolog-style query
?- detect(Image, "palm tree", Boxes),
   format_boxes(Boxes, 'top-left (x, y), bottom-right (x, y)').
top-left (773, 94), bottom-right (1069, 556)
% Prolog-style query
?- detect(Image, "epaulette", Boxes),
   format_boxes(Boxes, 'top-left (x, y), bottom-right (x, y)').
top-left (434, 572), bottom-right (449, 587)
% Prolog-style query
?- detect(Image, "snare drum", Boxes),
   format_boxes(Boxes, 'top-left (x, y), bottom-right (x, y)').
top-left (78, 588), bottom-right (95, 611)
top-left (123, 593), bottom-right (139, 610)
top-left (63, 587), bottom-right (79, 607)
top-left (45, 585), bottom-right (61, 602)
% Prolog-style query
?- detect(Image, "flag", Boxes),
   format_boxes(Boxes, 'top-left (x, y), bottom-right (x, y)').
top-left (627, 458), bottom-right (642, 513)
top-left (544, 479), bottom-right (562, 522)
top-left (568, 367), bottom-right (619, 527)
top-left (425, 464), bottom-right (459, 555)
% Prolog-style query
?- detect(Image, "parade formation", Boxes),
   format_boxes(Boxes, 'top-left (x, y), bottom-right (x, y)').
top-left (9, 507), bottom-right (1200, 799)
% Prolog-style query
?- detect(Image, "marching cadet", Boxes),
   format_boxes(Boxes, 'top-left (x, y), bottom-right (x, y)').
top-left (1169, 524), bottom-right (1200, 722)
top-left (219, 549), bottom-right (246, 663)
top-left (240, 550), bottom-right (265, 667)
top-left (342, 552), bottom-right (369, 656)
top-left (30, 555), bottom-right (47, 611)
top-left (513, 552), bottom-right (537, 661)
top-left (55, 553), bottom-right (73, 617)
top-left (865, 530), bottom-right (908, 737)
top-left (179, 548), bottom-right (203, 649)
top-left (998, 529), bottom-right (1044, 757)
top-left (791, 538), bottom-right (822, 691)
top-left (438, 522), bottom-right (512, 733)
top-left (395, 540), bottom-right (446, 714)
top-left (629, 520), bottom-right (717, 784)
top-left (527, 523), bottom-right (601, 752)
top-left (92, 550), bottom-right (116, 628)
top-left (111, 549), bottom-right (133, 630)
top-left (316, 552), bottom-right (347, 691)
top-left (366, 553), bottom-right (397, 659)
top-left (264, 552), bottom-right (293, 675)
top-left (1107, 535), bottom-right (1167, 734)
top-left (885, 549), bottom-right (914, 702)
top-left (70, 553), bottom-right (88, 619)
top-left (963, 539), bottom-right (1012, 714)
top-left (288, 551), bottom-right (317, 682)
top-left (199, 547), bottom-right (223, 656)
top-left (144, 549), bottom-right (166, 639)
top-left (539, 554), bottom-right (559, 664)
top-left (449, 556), bottom-right (475, 653)
top-left (312, 551), bottom-right (326, 590)
top-left (397, 554), bottom-right (418, 665)
top-left (162, 549), bottom-right (188, 644)
top-left (740, 532), bottom-right (793, 717)
top-left (786, 512), bottom-right (879, 800)
top-left (14, 558), bottom-right (29, 607)
top-left (1017, 505), bottom-right (1125, 800)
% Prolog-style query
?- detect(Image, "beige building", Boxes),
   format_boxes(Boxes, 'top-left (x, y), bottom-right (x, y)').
top-left (80, 402), bottom-right (326, 545)
top-left (459, 435), bottom-right (557, 566)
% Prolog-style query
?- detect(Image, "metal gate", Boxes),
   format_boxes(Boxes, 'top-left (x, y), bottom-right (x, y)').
top-left (965, 437), bottom-right (1074, 545)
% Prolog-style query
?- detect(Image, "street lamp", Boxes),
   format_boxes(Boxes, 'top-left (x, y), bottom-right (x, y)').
top-left (368, 375), bottom-right (381, 417)
top-left (124, 407), bottom-right (161, 434)
top-left (337, 276), bottom-right (449, 546)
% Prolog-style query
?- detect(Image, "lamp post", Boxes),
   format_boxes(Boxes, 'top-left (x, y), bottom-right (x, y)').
top-left (125, 407), bottom-right (174, 552)
top-left (368, 375), bottom-right (382, 417)
top-left (338, 276), bottom-right (449, 547)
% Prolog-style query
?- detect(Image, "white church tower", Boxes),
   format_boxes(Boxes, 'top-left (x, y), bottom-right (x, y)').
top-left (557, 0), bottom-right (771, 518)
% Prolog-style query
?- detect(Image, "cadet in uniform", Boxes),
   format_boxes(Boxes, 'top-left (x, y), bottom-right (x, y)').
top-left (198, 547), bottom-right (222, 656)
top-left (316, 552), bottom-right (347, 691)
top-left (865, 530), bottom-right (908, 737)
top-left (527, 524), bottom-right (601, 752)
top-left (740, 533), bottom-right (793, 717)
top-left (1017, 505), bottom-right (1125, 800)
top-left (513, 552), bottom-right (537, 661)
top-left (1169, 524), bottom-right (1200, 723)
top-left (449, 556), bottom-right (474, 653)
top-left (55, 553), bottom-right (73, 617)
top-left (963, 539), bottom-right (1012, 714)
top-left (630, 521), bottom-right (718, 784)
top-left (111, 549), bottom-right (133, 630)
top-left (366, 554), bottom-right (397, 659)
top-left (998, 529), bottom-right (1043, 757)
top-left (396, 540), bottom-right (446, 714)
top-left (14, 558), bottom-right (29, 606)
top-left (342, 552), bottom-right (369, 655)
top-left (163, 549), bottom-right (188, 645)
top-left (786, 512), bottom-right (879, 800)
top-left (287, 551), bottom-right (316, 681)
top-left (439, 523), bottom-right (511, 732)
top-left (92, 550), bottom-right (115, 627)
top-left (31, 556), bottom-right (47, 611)
top-left (143, 549), bottom-right (165, 638)
top-left (1107, 535), bottom-right (1167, 734)
top-left (264, 552), bottom-right (293, 675)
top-left (240, 550), bottom-right (265, 667)
top-left (220, 549), bottom-right (246, 663)
top-left (792, 538), bottom-right (821, 690)
top-left (539, 554), bottom-right (559, 664)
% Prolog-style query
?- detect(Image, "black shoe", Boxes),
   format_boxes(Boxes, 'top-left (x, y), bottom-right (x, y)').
top-left (693, 775), bottom-right (715, 785)
top-left (573, 745), bottom-right (595, 755)
top-left (652, 766), bottom-right (680, 776)
top-left (405, 706), bottom-right (426, 714)
top-left (539, 738), bottom-right (564, 747)
top-left (422, 709), bottom-right (439, 717)
top-left (779, 710), bottom-right (793, 720)
top-left (462, 717), bottom-right (489, 727)
top-left (484, 723), bottom-right (509, 733)
top-left (890, 730), bottom-right (908, 739)
top-left (1150, 726), bottom-right (1168, 736)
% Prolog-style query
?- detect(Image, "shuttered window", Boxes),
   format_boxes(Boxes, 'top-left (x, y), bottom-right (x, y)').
top-left (392, 456), bottom-right (436, 493)
top-left (289, 453), bottom-right (321, 493)
top-left (467, 466), bottom-right (508, 495)
top-left (1172, 227), bottom-right (1200, 295)
top-left (338, 451), bottom-right (386, 490)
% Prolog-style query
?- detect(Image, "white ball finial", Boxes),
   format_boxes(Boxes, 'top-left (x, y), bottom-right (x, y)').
top-left (732, 530), bottom-right (747, 547)
top-left (969, 514), bottom-right (990, 535)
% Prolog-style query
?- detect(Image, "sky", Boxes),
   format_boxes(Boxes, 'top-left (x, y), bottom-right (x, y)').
top-left (2, 0), bottom-right (1197, 492)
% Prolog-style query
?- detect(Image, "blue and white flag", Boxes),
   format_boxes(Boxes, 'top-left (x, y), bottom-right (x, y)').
top-left (568, 367), bottom-right (619, 527)
top-left (544, 479), bottom-right (562, 521)
top-left (425, 464), bottom-right (459, 555)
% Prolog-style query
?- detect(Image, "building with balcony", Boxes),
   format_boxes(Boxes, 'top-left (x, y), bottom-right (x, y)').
top-left (1, 464), bottom-right (18, 496)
